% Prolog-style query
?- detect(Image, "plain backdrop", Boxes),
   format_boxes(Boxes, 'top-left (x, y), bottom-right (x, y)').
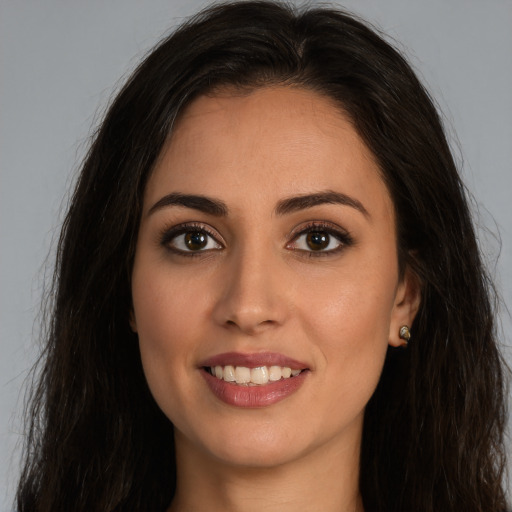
top-left (1, 0), bottom-right (511, 509)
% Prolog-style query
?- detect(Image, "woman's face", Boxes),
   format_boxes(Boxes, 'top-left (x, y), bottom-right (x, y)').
top-left (131, 86), bottom-right (419, 469)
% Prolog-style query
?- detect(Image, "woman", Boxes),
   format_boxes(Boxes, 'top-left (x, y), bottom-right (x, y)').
top-left (16, 1), bottom-right (508, 511)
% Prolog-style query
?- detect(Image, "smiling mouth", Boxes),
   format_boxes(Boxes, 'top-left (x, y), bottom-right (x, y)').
top-left (205, 365), bottom-right (305, 386)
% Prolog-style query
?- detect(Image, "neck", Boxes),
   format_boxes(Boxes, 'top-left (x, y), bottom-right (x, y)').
top-left (168, 428), bottom-right (364, 512)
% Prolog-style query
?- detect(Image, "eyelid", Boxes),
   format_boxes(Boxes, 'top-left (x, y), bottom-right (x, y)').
top-left (159, 222), bottom-right (224, 255)
top-left (157, 220), bottom-right (352, 257)
top-left (287, 221), bottom-right (353, 255)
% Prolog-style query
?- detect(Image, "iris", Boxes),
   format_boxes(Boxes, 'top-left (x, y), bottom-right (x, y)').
top-left (306, 232), bottom-right (329, 250)
top-left (185, 232), bottom-right (208, 250)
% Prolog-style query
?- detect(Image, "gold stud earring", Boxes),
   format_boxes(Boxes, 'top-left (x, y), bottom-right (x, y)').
top-left (399, 325), bottom-right (411, 347)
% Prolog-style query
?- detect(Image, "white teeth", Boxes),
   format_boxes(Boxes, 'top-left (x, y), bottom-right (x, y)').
top-left (268, 365), bottom-right (282, 382)
top-left (210, 365), bottom-right (303, 385)
top-left (223, 365), bottom-right (236, 382)
top-left (234, 366), bottom-right (251, 384)
top-left (250, 366), bottom-right (269, 385)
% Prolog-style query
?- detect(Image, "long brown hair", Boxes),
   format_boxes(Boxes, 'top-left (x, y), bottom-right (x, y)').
top-left (17, 2), bottom-right (508, 511)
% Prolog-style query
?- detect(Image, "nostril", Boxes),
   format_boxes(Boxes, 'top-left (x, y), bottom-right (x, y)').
top-left (225, 318), bottom-right (275, 328)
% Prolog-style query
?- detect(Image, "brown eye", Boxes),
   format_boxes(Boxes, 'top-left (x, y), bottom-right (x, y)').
top-left (287, 224), bottom-right (352, 255)
top-left (162, 226), bottom-right (223, 254)
top-left (306, 232), bottom-right (330, 251)
top-left (185, 231), bottom-right (208, 250)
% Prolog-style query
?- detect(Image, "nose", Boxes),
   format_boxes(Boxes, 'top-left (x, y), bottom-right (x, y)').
top-left (211, 245), bottom-right (289, 336)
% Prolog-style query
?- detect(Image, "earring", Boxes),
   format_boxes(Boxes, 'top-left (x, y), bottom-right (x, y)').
top-left (399, 325), bottom-right (411, 347)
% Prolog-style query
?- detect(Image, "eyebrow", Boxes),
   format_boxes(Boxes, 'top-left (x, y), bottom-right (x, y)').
top-left (148, 192), bottom-right (228, 217)
top-left (275, 190), bottom-right (369, 218)
top-left (147, 189), bottom-right (369, 218)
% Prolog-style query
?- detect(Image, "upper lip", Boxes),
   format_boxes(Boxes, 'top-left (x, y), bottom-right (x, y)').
top-left (200, 352), bottom-right (308, 370)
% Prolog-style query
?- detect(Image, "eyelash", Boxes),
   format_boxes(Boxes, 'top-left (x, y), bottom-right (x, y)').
top-left (288, 222), bottom-right (354, 258)
top-left (159, 221), bottom-right (353, 258)
top-left (159, 222), bottom-right (223, 257)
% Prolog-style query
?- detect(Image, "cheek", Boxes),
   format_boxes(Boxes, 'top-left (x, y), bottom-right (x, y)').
top-left (300, 262), bottom-right (397, 347)
top-left (297, 258), bottom-right (397, 406)
top-left (131, 262), bottom-right (200, 399)
top-left (132, 252), bottom-right (207, 344)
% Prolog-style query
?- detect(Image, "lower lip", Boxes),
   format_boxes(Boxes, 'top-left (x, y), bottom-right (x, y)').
top-left (201, 369), bottom-right (308, 408)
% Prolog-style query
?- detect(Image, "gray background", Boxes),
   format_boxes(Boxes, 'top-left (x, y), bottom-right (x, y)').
top-left (1, 0), bottom-right (511, 509)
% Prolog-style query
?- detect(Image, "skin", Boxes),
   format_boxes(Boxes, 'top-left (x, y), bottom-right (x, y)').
top-left (130, 86), bottom-right (420, 512)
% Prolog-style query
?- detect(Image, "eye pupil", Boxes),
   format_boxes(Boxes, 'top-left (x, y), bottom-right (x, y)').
top-left (306, 231), bottom-right (329, 250)
top-left (185, 231), bottom-right (207, 250)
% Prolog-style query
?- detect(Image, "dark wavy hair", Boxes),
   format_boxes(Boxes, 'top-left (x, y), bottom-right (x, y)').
top-left (16, 2), bottom-right (508, 511)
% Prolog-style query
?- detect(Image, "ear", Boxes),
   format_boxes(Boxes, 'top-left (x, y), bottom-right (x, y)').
top-left (129, 309), bottom-right (138, 333)
top-left (388, 266), bottom-right (422, 348)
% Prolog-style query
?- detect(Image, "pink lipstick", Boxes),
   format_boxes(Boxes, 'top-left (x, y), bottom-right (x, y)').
top-left (201, 351), bottom-right (307, 369)
top-left (199, 352), bottom-right (309, 408)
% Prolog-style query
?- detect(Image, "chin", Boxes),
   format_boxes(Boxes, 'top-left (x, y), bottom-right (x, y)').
top-left (211, 440), bottom-right (306, 469)
top-left (185, 422), bottom-right (311, 469)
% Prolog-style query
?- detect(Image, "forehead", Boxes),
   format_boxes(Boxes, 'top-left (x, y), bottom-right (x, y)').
top-left (145, 86), bottom-right (393, 222)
